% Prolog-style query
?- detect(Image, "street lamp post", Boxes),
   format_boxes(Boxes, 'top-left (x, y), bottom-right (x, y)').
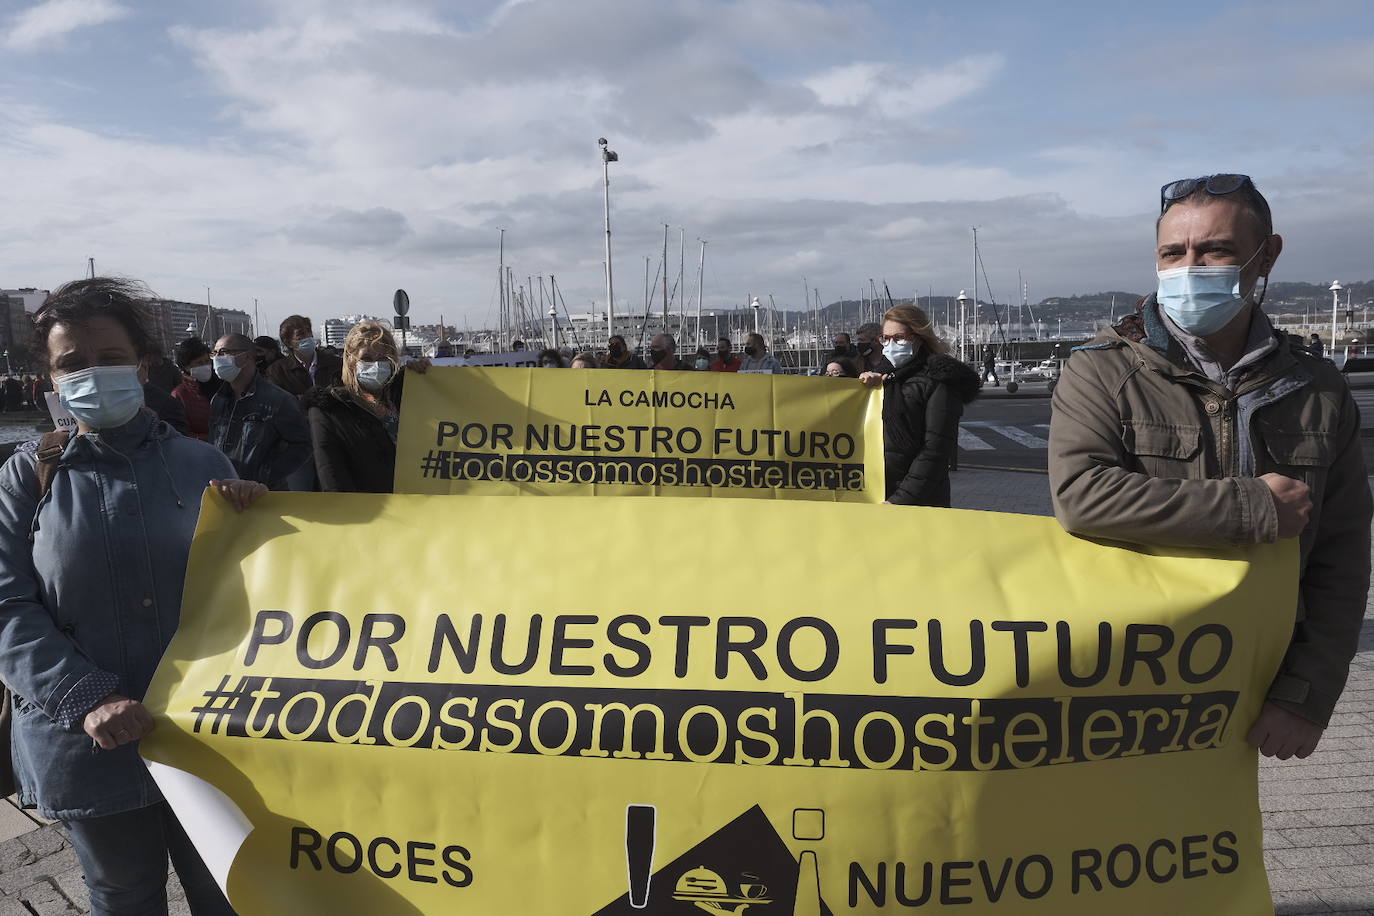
top-left (1330, 281), bottom-right (1344, 351)
top-left (751, 297), bottom-right (761, 333)
top-left (956, 290), bottom-right (970, 363)
top-left (599, 138), bottom-right (618, 346)
top-left (549, 305), bottom-right (558, 351)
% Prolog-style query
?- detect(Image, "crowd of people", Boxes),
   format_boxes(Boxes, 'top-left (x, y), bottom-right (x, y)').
top-left (0, 174), bottom-right (1369, 913)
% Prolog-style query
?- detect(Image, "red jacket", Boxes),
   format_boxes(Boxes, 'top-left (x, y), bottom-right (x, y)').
top-left (170, 378), bottom-right (213, 440)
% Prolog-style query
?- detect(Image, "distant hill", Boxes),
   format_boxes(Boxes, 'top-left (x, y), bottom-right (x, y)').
top-left (705, 280), bottom-right (1374, 331)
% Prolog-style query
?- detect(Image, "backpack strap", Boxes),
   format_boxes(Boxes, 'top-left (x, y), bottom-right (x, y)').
top-left (34, 429), bottom-right (71, 500)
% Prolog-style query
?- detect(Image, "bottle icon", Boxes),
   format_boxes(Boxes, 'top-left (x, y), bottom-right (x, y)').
top-left (625, 804), bottom-right (657, 909)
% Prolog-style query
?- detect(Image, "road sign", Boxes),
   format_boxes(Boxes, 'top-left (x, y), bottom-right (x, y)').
top-left (393, 289), bottom-right (410, 317)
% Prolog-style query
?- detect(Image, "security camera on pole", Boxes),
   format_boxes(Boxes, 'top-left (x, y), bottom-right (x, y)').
top-left (394, 289), bottom-right (411, 356)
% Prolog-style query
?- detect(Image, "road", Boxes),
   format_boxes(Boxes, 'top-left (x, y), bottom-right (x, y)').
top-left (959, 381), bottom-right (1374, 473)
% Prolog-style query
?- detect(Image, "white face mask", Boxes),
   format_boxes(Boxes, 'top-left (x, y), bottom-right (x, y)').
top-left (189, 364), bottom-right (213, 383)
top-left (883, 339), bottom-right (914, 368)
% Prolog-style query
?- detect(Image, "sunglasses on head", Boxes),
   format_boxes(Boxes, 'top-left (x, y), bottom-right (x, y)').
top-left (1159, 173), bottom-right (1271, 217)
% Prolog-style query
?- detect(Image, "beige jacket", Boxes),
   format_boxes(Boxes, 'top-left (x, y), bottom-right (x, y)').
top-left (1050, 301), bottom-right (1371, 726)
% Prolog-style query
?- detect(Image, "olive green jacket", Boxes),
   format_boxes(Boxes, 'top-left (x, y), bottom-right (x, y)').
top-left (1049, 300), bottom-right (1371, 726)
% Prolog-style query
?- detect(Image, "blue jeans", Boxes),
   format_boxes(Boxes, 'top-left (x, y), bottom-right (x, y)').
top-left (64, 802), bottom-right (235, 916)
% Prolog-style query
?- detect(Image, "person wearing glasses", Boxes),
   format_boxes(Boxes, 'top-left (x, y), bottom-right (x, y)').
top-left (1049, 174), bottom-right (1371, 761)
top-left (207, 332), bottom-right (312, 489)
top-left (859, 304), bottom-right (980, 506)
top-left (0, 277), bottom-right (264, 913)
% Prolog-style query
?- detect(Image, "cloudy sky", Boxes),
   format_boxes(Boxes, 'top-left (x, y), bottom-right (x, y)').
top-left (2, 0), bottom-right (1371, 332)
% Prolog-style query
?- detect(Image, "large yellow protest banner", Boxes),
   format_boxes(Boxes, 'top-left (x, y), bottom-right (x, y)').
top-left (143, 493), bottom-right (1293, 914)
top-left (393, 367), bottom-right (884, 501)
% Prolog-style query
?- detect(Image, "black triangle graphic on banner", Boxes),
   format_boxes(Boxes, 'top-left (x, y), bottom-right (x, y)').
top-left (593, 804), bottom-right (832, 915)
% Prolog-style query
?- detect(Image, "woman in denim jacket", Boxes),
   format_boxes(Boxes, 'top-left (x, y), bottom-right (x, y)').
top-left (0, 278), bottom-right (265, 915)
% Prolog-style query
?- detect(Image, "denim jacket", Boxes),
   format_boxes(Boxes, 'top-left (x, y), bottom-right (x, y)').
top-left (0, 410), bottom-right (234, 819)
top-left (209, 374), bottom-right (311, 488)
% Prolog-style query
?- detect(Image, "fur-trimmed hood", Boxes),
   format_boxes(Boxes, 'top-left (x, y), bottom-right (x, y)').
top-left (300, 372), bottom-right (405, 414)
top-left (891, 350), bottom-right (982, 404)
top-left (300, 384), bottom-right (354, 412)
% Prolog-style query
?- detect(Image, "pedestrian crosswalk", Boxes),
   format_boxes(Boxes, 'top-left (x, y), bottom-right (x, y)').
top-left (1352, 387), bottom-right (1374, 419)
top-left (957, 422), bottom-right (1050, 451)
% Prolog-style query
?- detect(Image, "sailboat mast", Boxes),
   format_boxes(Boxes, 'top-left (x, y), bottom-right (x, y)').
top-left (498, 228), bottom-right (506, 351)
top-left (814, 288), bottom-right (822, 368)
top-left (662, 224), bottom-right (670, 332)
top-left (971, 227), bottom-right (980, 351)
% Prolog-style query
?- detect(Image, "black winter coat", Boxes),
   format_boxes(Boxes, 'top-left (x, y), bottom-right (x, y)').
top-left (882, 350), bottom-right (982, 506)
top-left (302, 375), bottom-right (405, 493)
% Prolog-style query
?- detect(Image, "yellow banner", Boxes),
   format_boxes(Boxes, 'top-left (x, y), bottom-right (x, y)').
top-left (143, 493), bottom-right (1294, 915)
top-left (393, 367), bottom-right (884, 501)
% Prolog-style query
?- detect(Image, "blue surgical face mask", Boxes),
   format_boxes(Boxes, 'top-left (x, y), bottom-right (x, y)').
top-left (212, 354), bottom-right (243, 383)
top-left (356, 360), bottom-right (394, 392)
top-left (1156, 242), bottom-right (1267, 336)
top-left (296, 336), bottom-right (318, 356)
top-left (57, 365), bottom-right (145, 429)
top-left (883, 339), bottom-right (914, 369)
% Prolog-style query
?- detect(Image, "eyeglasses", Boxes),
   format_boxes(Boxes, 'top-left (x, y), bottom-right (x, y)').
top-left (211, 348), bottom-right (248, 357)
top-left (878, 333), bottom-right (912, 343)
top-left (1162, 173), bottom-right (1264, 210)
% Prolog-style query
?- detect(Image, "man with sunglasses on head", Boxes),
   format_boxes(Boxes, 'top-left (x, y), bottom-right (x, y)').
top-left (1050, 174), bottom-right (1371, 762)
top-left (207, 333), bottom-right (312, 489)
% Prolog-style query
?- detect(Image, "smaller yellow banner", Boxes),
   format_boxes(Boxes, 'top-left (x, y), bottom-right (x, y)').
top-left (394, 367), bottom-right (884, 501)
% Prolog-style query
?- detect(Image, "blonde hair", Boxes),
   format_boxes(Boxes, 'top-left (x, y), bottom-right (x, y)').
top-left (882, 304), bottom-right (948, 356)
top-left (342, 320), bottom-right (399, 401)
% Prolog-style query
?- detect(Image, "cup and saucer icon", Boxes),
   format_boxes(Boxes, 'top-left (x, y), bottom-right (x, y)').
top-left (672, 866), bottom-right (771, 913)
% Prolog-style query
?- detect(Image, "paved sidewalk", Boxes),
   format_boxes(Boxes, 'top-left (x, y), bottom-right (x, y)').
top-left (1, 469), bottom-right (1370, 913)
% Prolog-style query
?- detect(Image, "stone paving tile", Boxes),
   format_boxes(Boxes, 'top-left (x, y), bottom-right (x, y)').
top-left (1273, 889), bottom-right (1334, 912)
top-left (1314, 886), bottom-right (1374, 911)
top-left (0, 806), bottom-right (34, 846)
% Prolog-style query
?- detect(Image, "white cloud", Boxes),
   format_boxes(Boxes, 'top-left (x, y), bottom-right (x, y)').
top-left (2, 0), bottom-right (128, 50)
top-left (806, 55), bottom-right (1004, 118)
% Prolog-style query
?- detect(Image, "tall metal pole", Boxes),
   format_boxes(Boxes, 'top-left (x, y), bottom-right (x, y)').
top-left (662, 224), bottom-right (670, 333)
top-left (1331, 281), bottom-right (1343, 350)
top-left (695, 239), bottom-right (706, 348)
top-left (600, 139), bottom-right (617, 345)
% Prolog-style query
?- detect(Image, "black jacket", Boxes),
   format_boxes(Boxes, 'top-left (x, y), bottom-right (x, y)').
top-left (267, 350), bottom-right (345, 397)
top-left (302, 375), bottom-right (405, 493)
top-left (882, 351), bottom-right (982, 506)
